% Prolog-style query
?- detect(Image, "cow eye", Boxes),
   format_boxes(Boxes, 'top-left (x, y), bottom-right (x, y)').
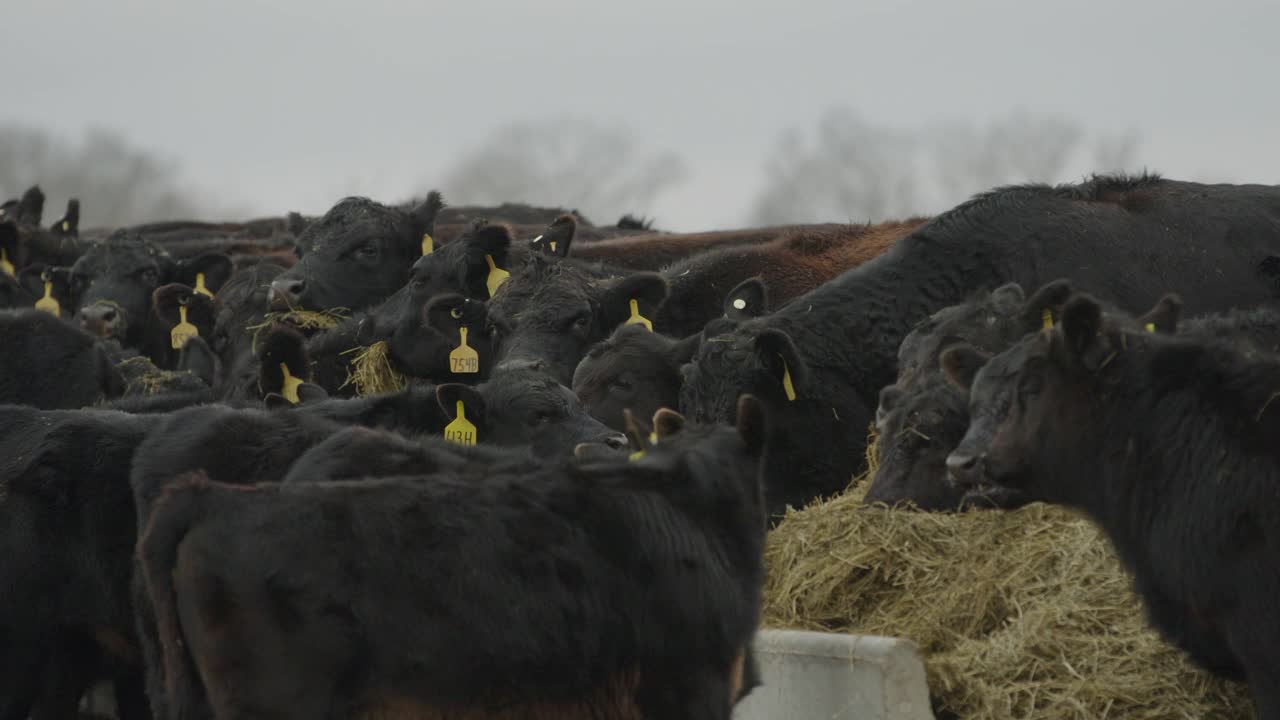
top-left (355, 244), bottom-right (378, 260)
top-left (609, 378), bottom-right (633, 392)
top-left (570, 314), bottom-right (590, 331)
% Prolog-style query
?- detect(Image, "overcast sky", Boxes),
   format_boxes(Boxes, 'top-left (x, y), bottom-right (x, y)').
top-left (6, 0), bottom-right (1278, 231)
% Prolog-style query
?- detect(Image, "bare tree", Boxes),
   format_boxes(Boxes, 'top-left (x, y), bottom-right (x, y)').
top-left (753, 108), bottom-right (1140, 224)
top-left (0, 124), bottom-right (201, 227)
top-left (444, 118), bottom-right (686, 222)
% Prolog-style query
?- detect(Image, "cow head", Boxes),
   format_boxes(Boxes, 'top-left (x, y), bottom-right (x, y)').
top-left (573, 323), bottom-right (701, 432)
top-left (944, 292), bottom-right (1183, 502)
top-left (437, 367), bottom-right (626, 458)
top-left (270, 192), bottom-right (444, 312)
top-left (406, 219), bottom-right (518, 302)
top-left (487, 253), bottom-right (668, 385)
top-left (388, 293), bottom-right (494, 383)
top-left (57, 231), bottom-right (232, 347)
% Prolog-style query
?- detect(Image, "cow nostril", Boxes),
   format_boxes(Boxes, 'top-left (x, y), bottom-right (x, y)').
top-left (101, 309), bottom-right (117, 322)
top-left (285, 279), bottom-right (306, 295)
top-left (603, 434), bottom-right (627, 450)
top-left (945, 452), bottom-right (980, 483)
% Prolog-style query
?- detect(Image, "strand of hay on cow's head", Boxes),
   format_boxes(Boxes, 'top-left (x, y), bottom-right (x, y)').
top-left (762, 468), bottom-right (1252, 719)
top-left (342, 340), bottom-right (407, 396)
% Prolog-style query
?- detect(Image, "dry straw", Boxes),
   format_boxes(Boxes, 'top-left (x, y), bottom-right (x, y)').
top-left (246, 308), bottom-right (347, 354)
top-left (761, 429), bottom-right (1251, 719)
top-left (343, 340), bottom-right (407, 396)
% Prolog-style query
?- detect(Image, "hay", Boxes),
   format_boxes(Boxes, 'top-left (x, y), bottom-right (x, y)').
top-left (762, 441), bottom-right (1252, 719)
top-left (114, 356), bottom-right (207, 397)
top-left (246, 308), bottom-right (348, 353)
top-left (342, 340), bottom-right (407, 396)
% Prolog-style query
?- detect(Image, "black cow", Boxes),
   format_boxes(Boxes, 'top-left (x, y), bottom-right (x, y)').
top-left (137, 396), bottom-right (768, 719)
top-left (943, 294), bottom-right (1280, 715)
top-left (269, 192), bottom-right (443, 313)
top-left (43, 230), bottom-right (232, 350)
top-left (0, 309), bottom-right (124, 408)
top-left (680, 174), bottom-right (1280, 520)
top-left (0, 406), bottom-right (160, 720)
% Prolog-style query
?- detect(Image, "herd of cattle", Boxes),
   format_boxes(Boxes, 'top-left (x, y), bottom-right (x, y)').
top-left (1, 172), bottom-right (1279, 719)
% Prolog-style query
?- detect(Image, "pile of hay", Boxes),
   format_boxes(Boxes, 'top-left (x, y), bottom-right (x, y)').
top-left (343, 340), bottom-right (407, 396)
top-left (762, 438), bottom-right (1251, 719)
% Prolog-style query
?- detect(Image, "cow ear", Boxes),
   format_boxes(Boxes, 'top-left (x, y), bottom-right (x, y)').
top-left (1058, 294), bottom-right (1109, 370)
top-left (601, 272), bottom-right (669, 333)
top-left (530, 214), bottom-right (576, 258)
top-left (409, 190), bottom-right (445, 245)
top-left (178, 336), bottom-right (219, 387)
top-left (725, 277), bottom-right (769, 321)
top-left (989, 282), bottom-right (1026, 314)
top-left (651, 407), bottom-right (685, 440)
top-left (463, 222), bottom-right (516, 299)
top-left (753, 328), bottom-right (807, 401)
top-left (152, 283), bottom-right (216, 347)
top-left (1020, 279), bottom-right (1073, 330)
top-left (257, 327), bottom-right (311, 401)
top-left (436, 383), bottom-right (486, 429)
top-left (172, 252), bottom-right (233, 295)
top-left (622, 408), bottom-right (652, 454)
top-left (0, 222), bottom-right (20, 269)
top-left (1137, 293), bottom-right (1182, 334)
top-left (286, 211), bottom-right (311, 238)
top-left (939, 343), bottom-right (991, 391)
top-left (670, 332), bottom-right (702, 364)
top-left (21, 265), bottom-right (71, 310)
top-left (735, 394), bottom-right (768, 457)
top-left (876, 384), bottom-right (903, 430)
top-left (17, 185), bottom-right (44, 226)
top-left (52, 199), bottom-right (79, 236)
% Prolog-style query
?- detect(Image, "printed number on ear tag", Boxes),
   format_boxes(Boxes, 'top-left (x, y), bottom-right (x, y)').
top-left (279, 363), bottom-right (303, 404)
top-left (450, 326), bottom-right (480, 374)
top-left (485, 254), bottom-right (510, 298)
top-left (445, 400), bottom-right (477, 446)
top-left (193, 273), bottom-right (214, 299)
top-left (625, 298), bottom-right (653, 332)
top-left (0, 248), bottom-right (13, 277)
top-left (1042, 308), bottom-right (1054, 329)
top-left (170, 305), bottom-right (200, 350)
top-left (781, 357), bottom-right (797, 402)
top-left (35, 281), bottom-right (61, 316)
top-left (421, 233), bottom-right (434, 256)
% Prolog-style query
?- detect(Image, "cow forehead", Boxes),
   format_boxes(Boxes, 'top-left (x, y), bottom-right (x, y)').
top-left (300, 202), bottom-right (403, 251)
top-left (74, 242), bottom-right (162, 275)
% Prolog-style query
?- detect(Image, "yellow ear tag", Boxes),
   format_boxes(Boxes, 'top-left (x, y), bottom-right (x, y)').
top-left (484, 254), bottom-right (510, 298)
top-left (279, 363), bottom-right (303, 404)
top-left (35, 281), bottom-right (61, 316)
top-left (625, 298), bottom-right (653, 332)
top-left (629, 449), bottom-right (645, 461)
top-left (449, 326), bottom-right (480, 374)
top-left (0, 248), bottom-right (13, 277)
top-left (444, 400), bottom-right (478, 446)
top-left (61, 220), bottom-right (70, 233)
top-left (170, 305), bottom-right (200, 350)
top-left (550, 240), bottom-right (557, 253)
top-left (421, 233), bottom-right (434, 256)
top-left (781, 358), bottom-right (797, 402)
top-left (192, 273), bottom-right (214, 299)
top-left (1144, 322), bottom-right (1156, 333)
top-left (1042, 308), bottom-right (1054, 329)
